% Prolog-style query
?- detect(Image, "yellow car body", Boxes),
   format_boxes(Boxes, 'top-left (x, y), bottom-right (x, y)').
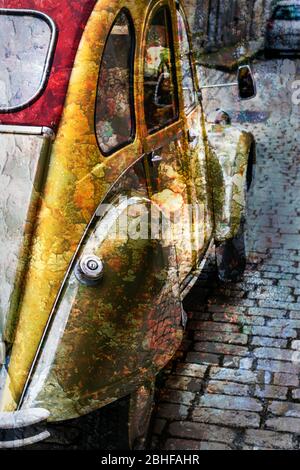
top-left (0, 0), bottom-right (255, 448)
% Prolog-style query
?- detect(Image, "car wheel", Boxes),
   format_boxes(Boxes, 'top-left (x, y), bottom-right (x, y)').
top-left (215, 218), bottom-right (247, 283)
top-left (24, 396), bottom-right (131, 450)
top-left (216, 149), bottom-right (254, 283)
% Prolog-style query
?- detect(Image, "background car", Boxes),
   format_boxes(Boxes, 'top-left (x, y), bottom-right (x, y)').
top-left (265, 0), bottom-right (300, 57)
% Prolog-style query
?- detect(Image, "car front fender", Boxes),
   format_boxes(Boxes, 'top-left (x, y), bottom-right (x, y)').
top-left (207, 123), bottom-right (255, 243)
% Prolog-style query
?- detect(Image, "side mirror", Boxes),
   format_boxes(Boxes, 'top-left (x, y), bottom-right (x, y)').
top-left (237, 65), bottom-right (256, 100)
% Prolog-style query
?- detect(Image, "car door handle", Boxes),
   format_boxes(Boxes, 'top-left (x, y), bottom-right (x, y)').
top-left (151, 154), bottom-right (163, 163)
top-left (188, 129), bottom-right (199, 143)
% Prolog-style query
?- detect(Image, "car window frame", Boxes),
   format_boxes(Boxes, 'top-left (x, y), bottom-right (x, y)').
top-left (143, 2), bottom-right (180, 136)
top-left (273, 4), bottom-right (300, 21)
top-left (175, 3), bottom-right (198, 116)
top-left (94, 8), bottom-right (136, 158)
top-left (0, 8), bottom-right (57, 114)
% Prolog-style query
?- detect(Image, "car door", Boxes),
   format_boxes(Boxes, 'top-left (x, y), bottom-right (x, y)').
top-left (174, 2), bottom-right (213, 263)
top-left (141, 2), bottom-right (195, 284)
top-left (8, 4), bottom-right (185, 417)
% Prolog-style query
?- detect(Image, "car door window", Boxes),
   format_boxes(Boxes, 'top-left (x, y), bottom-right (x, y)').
top-left (176, 8), bottom-right (196, 113)
top-left (144, 6), bottom-right (179, 134)
top-left (95, 11), bottom-right (135, 155)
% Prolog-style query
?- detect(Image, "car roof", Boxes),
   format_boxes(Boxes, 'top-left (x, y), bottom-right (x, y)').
top-left (274, 0), bottom-right (300, 6)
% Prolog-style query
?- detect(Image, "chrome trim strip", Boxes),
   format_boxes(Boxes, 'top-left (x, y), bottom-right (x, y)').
top-left (0, 341), bottom-right (5, 365)
top-left (0, 407), bottom-right (50, 449)
top-left (201, 82), bottom-right (238, 90)
top-left (0, 408), bottom-right (50, 429)
top-left (0, 8), bottom-right (57, 114)
top-left (0, 431), bottom-right (50, 449)
top-left (0, 125), bottom-right (55, 139)
top-left (42, 126), bottom-right (56, 140)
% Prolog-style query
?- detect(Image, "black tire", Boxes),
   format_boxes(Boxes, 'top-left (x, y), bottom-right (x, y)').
top-left (24, 396), bottom-right (131, 450)
top-left (216, 149), bottom-right (254, 283)
top-left (215, 218), bottom-right (247, 283)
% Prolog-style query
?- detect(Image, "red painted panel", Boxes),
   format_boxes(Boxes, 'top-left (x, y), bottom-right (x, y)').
top-left (0, 0), bottom-right (98, 130)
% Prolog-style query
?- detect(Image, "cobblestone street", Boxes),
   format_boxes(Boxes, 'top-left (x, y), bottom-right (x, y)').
top-left (151, 57), bottom-right (300, 450)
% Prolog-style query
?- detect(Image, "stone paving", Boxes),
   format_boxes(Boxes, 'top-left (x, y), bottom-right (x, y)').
top-left (151, 57), bottom-right (300, 450)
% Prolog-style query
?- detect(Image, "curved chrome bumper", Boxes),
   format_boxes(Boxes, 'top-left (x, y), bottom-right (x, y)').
top-left (0, 408), bottom-right (50, 448)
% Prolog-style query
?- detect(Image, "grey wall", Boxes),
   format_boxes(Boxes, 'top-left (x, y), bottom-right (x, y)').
top-left (184, 0), bottom-right (274, 52)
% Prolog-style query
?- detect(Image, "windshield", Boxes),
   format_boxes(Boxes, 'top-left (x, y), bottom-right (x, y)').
top-left (273, 4), bottom-right (300, 20)
top-left (0, 10), bottom-right (55, 112)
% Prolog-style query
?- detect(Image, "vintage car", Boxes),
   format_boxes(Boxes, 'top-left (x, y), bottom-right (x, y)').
top-left (0, 0), bottom-right (256, 449)
top-left (265, 0), bottom-right (300, 57)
